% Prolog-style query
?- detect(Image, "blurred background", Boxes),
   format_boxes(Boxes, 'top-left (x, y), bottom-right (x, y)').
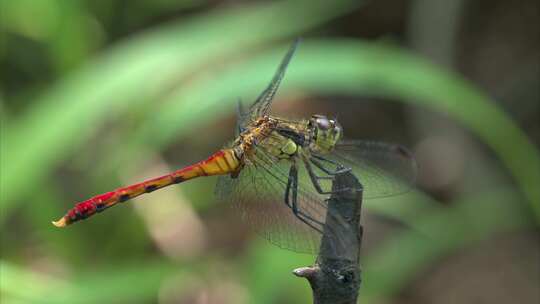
top-left (1, 0), bottom-right (539, 303)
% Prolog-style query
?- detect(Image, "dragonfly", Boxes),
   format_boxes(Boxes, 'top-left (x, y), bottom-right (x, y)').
top-left (53, 40), bottom-right (416, 254)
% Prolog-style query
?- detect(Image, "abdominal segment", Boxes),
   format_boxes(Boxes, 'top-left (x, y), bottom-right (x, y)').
top-left (52, 149), bottom-right (239, 227)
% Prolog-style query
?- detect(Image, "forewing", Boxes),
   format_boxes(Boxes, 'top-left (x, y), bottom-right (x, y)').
top-left (235, 99), bottom-right (249, 136)
top-left (329, 140), bottom-right (417, 199)
top-left (246, 39), bottom-right (300, 122)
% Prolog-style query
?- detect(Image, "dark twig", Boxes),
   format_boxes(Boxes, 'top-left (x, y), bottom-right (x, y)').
top-left (293, 171), bottom-right (363, 304)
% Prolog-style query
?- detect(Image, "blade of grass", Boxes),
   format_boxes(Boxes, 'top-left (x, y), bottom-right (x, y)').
top-left (0, 260), bottom-right (182, 304)
top-left (0, 261), bottom-right (75, 304)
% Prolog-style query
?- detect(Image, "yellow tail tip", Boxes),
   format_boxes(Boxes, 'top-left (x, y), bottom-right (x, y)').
top-left (52, 218), bottom-right (67, 228)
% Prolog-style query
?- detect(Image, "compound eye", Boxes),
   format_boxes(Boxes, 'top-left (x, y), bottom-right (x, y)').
top-left (316, 117), bottom-right (330, 130)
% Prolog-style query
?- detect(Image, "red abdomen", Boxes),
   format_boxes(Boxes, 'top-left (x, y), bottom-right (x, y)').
top-left (53, 149), bottom-right (240, 227)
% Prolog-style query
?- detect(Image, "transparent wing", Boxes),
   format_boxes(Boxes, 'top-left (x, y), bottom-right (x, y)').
top-left (239, 39), bottom-right (300, 132)
top-left (235, 99), bottom-right (249, 136)
top-left (327, 140), bottom-right (417, 199)
top-left (216, 143), bottom-right (352, 255)
top-left (216, 151), bottom-right (322, 253)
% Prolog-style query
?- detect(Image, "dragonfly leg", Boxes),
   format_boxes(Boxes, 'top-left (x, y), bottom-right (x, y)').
top-left (288, 163), bottom-right (352, 253)
top-left (285, 163), bottom-right (324, 234)
top-left (311, 154), bottom-right (351, 175)
top-left (302, 155), bottom-right (351, 195)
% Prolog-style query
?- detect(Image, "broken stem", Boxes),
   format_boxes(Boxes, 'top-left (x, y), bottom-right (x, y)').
top-left (293, 171), bottom-right (363, 304)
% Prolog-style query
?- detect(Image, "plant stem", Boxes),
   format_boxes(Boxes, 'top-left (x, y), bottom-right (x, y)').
top-left (294, 171), bottom-right (363, 304)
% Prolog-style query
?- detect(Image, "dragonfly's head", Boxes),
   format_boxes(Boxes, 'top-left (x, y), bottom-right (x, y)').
top-left (309, 114), bottom-right (342, 153)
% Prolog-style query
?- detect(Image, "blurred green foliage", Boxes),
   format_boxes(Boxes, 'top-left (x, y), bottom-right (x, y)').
top-left (1, 0), bottom-right (538, 303)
